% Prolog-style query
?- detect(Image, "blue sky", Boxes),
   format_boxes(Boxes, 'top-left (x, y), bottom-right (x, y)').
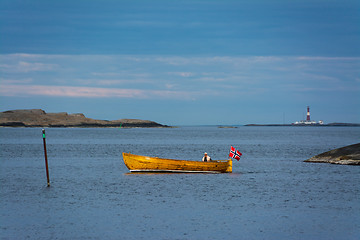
top-left (1, 0), bottom-right (359, 125)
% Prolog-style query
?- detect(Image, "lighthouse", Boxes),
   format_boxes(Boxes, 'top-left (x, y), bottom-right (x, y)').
top-left (306, 106), bottom-right (311, 122)
top-left (293, 106), bottom-right (324, 125)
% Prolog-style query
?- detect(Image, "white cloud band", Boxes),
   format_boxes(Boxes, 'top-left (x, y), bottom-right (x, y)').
top-left (0, 84), bottom-right (195, 100)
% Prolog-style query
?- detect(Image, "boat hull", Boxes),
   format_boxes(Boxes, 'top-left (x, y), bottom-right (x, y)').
top-left (122, 153), bottom-right (232, 173)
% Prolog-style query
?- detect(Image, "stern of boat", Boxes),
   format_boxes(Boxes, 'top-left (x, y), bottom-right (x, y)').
top-left (226, 159), bottom-right (232, 173)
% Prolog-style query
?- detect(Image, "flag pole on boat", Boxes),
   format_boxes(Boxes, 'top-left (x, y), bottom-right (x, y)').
top-left (42, 129), bottom-right (50, 187)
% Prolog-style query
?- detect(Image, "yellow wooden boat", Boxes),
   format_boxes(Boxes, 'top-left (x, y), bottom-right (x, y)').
top-left (122, 152), bottom-right (232, 173)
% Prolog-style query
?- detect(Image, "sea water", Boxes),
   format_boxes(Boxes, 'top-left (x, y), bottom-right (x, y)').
top-left (0, 126), bottom-right (359, 240)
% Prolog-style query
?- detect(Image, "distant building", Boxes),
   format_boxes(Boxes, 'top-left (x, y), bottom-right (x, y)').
top-left (293, 106), bottom-right (324, 125)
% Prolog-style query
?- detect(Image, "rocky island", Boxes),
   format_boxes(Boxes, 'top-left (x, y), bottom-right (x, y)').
top-left (304, 143), bottom-right (360, 165)
top-left (0, 109), bottom-right (169, 128)
top-left (245, 123), bottom-right (360, 126)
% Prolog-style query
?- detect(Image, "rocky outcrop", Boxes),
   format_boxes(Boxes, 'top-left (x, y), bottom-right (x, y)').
top-left (245, 123), bottom-right (360, 126)
top-left (0, 109), bottom-right (169, 128)
top-left (304, 143), bottom-right (360, 165)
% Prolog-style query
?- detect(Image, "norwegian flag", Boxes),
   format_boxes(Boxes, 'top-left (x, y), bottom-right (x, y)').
top-left (229, 146), bottom-right (242, 161)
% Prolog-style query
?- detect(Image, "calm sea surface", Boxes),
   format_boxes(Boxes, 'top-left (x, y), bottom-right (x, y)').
top-left (1, 126), bottom-right (359, 240)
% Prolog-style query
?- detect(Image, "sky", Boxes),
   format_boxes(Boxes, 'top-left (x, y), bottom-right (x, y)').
top-left (0, 0), bottom-right (359, 125)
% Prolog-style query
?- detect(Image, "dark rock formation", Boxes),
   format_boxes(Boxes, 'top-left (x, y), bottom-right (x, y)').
top-left (304, 143), bottom-right (360, 165)
top-left (0, 109), bottom-right (169, 128)
top-left (326, 123), bottom-right (360, 126)
top-left (245, 123), bottom-right (360, 126)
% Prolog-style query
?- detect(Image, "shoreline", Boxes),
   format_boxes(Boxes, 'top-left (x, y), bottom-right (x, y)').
top-left (0, 109), bottom-right (171, 128)
top-left (305, 143), bottom-right (360, 165)
top-left (245, 123), bottom-right (360, 127)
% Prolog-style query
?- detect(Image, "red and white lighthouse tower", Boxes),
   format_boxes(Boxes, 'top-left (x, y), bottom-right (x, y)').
top-left (293, 106), bottom-right (323, 125)
top-left (306, 106), bottom-right (311, 122)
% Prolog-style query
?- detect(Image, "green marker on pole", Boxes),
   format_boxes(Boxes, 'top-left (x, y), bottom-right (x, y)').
top-left (42, 129), bottom-right (50, 187)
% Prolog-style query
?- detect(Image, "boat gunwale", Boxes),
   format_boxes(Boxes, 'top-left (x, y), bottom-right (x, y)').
top-left (123, 152), bottom-right (231, 164)
top-left (129, 169), bottom-right (221, 173)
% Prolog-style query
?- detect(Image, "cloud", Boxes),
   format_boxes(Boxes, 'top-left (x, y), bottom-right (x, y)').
top-left (74, 78), bottom-right (151, 86)
top-left (116, 20), bottom-right (173, 28)
top-left (198, 77), bottom-right (226, 82)
top-left (295, 56), bottom-right (360, 61)
top-left (0, 84), bottom-right (196, 100)
top-left (91, 72), bottom-right (150, 78)
top-left (0, 78), bottom-right (33, 84)
top-left (168, 72), bottom-right (194, 77)
top-left (1, 54), bottom-right (359, 101)
top-left (0, 61), bottom-right (58, 73)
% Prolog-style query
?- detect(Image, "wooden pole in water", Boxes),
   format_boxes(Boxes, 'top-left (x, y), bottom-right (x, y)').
top-left (42, 129), bottom-right (50, 187)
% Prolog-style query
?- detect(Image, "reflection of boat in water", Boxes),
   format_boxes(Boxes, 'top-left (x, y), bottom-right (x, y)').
top-left (122, 153), bottom-right (232, 173)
